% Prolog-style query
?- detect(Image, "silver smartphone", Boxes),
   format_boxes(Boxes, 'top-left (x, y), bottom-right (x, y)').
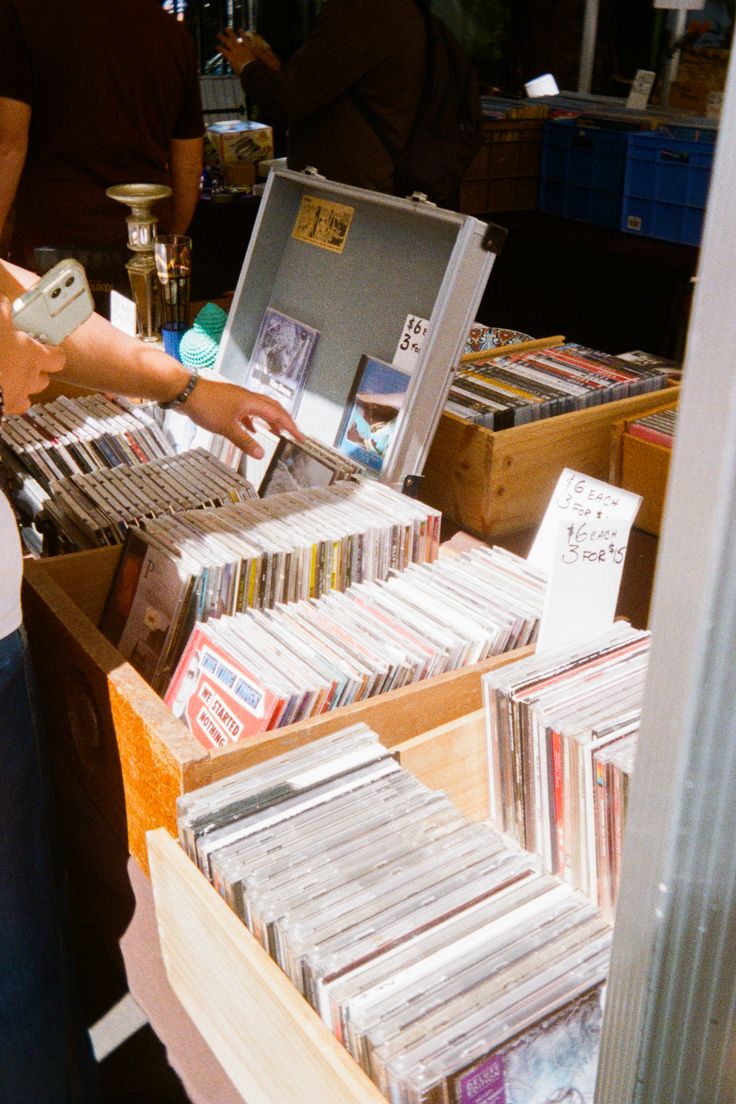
top-left (11, 259), bottom-right (95, 345)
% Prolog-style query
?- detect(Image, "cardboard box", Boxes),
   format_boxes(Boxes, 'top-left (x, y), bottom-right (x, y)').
top-left (22, 546), bottom-right (528, 871)
top-left (206, 120), bottom-right (274, 166)
top-left (610, 398), bottom-right (678, 536)
top-left (420, 383), bottom-right (680, 539)
top-left (147, 702), bottom-right (500, 1104)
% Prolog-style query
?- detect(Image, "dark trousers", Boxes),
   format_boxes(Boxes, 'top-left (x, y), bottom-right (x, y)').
top-left (0, 628), bottom-right (99, 1104)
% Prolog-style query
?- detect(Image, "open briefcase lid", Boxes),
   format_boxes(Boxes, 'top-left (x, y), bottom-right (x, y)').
top-left (214, 168), bottom-right (504, 489)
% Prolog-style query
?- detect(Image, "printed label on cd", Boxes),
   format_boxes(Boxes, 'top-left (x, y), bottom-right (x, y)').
top-left (457, 1054), bottom-right (506, 1103)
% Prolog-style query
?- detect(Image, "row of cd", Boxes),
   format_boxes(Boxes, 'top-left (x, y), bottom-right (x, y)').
top-left (100, 480), bottom-right (442, 695)
top-left (43, 447), bottom-right (257, 551)
top-left (0, 393), bottom-right (173, 492)
top-left (483, 622), bottom-right (648, 916)
top-left (445, 342), bottom-right (671, 430)
top-left (179, 724), bottom-right (611, 1103)
top-left (162, 544), bottom-right (546, 748)
top-left (627, 405), bottom-right (678, 448)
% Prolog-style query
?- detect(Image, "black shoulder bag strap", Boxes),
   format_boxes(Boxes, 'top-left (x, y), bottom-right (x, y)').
top-left (348, 1), bottom-right (431, 164)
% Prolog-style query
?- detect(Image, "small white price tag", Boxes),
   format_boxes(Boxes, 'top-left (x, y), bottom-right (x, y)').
top-left (528, 468), bottom-right (641, 572)
top-left (530, 470), bottom-right (642, 652)
top-left (109, 291), bottom-right (137, 337)
top-left (393, 315), bottom-right (429, 372)
top-left (627, 69), bottom-right (656, 111)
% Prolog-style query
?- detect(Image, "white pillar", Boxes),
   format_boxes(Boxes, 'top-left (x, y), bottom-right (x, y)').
top-left (596, 40), bottom-right (736, 1104)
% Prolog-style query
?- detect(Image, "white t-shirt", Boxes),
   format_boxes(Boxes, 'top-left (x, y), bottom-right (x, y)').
top-left (0, 492), bottom-right (23, 638)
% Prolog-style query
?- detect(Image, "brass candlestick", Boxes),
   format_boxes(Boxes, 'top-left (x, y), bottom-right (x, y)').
top-left (106, 183), bottom-right (173, 341)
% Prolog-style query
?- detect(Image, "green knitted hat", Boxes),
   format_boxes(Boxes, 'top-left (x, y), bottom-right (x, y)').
top-left (180, 302), bottom-right (228, 369)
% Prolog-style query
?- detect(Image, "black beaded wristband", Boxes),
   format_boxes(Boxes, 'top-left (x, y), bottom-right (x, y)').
top-left (158, 368), bottom-right (199, 410)
top-left (0, 383), bottom-right (4, 422)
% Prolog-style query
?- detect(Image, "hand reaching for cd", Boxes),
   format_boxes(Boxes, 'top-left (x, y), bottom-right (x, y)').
top-left (183, 376), bottom-right (303, 458)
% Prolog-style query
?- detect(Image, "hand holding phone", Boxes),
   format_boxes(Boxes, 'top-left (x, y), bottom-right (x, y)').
top-left (11, 259), bottom-right (95, 345)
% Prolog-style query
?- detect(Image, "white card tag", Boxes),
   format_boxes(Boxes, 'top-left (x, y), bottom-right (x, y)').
top-left (535, 511), bottom-right (638, 652)
top-left (109, 291), bottom-right (137, 336)
top-left (627, 69), bottom-right (656, 111)
top-left (393, 315), bottom-right (429, 372)
top-left (528, 468), bottom-right (641, 572)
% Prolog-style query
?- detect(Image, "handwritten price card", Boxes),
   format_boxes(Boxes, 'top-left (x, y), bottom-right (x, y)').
top-left (531, 469), bottom-right (641, 651)
top-left (393, 314), bottom-right (429, 372)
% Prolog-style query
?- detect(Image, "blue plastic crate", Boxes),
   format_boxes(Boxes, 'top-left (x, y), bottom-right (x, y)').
top-left (621, 126), bottom-right (716, 246)
top-left (538, 118), bottom-right (636, 229)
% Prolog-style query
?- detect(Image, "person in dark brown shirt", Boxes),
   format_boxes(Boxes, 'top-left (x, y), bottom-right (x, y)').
top-left (219, 0), bottom-right (426, 195)
top-left (0, 0), bottom-right (204, 269)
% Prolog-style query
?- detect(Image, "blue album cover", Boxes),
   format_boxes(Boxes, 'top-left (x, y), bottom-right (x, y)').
top-left (336, 355), bottom-right (411, 474)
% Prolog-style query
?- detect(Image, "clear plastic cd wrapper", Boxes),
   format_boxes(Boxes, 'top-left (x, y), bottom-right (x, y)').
top-left (177, 723), bottom-right (387, 863)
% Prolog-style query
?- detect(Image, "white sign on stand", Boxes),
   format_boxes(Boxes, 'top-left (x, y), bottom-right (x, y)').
top-left (109, 291), bottom-right (137, 337)
top-left (530, 469), bottom-right (642, 652)
top-left (627, 69), bottom-right (656, 110)
top-left (393, 315), bottom-right (429, 373)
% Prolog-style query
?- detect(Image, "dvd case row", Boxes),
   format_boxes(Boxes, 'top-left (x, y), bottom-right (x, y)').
top-left (100, 479), bottom-right (442, 693)
top-left (445, 342), bottom-right (671, 430)
top-left (42, 447), bottom-right (257, 551)
top-left (178, 724), bottom-right (611, 1103)
top-left (483, 622), bottom-right (648, 916)
top-left (163, 543), bottom-right (546, 748)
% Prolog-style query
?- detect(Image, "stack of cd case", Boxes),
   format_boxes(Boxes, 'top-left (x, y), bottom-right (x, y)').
top-left (41, 448), bottom-right (257, 551)
top-left (178, 724), bottom-right (611, 1103)
top-left (163, 543), bottom-right (546, 747)
top-left (483, 622), bottom-right (649, 915)
top-left (100, 479), bottom-right (442, 694)
top-left (626, 405), bottom-right (678, 448)
top-left (445, 342), bottom-right (671, 429)
top-left (0, 393), bottom-right (175, 552)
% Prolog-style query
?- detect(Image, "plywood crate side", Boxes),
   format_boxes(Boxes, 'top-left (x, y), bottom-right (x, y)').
top-left (394, 708), bottom-right (488, 821)
top-left (22, 558), bottom-right (209, 872)
top-left (609, 397), bottom-right (677, 535)
top-left (24, 545), bottom-right (121, 624)
top-left (422, 384), bottom-right (680, 538)
top-left (619, 434), bottom-right (673, 536)
top-left (204, 647), bottom-right (530, 786)
top-left (148, 829), bottom-right (386, 1104)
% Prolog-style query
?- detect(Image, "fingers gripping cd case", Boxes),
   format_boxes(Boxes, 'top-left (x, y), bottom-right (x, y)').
top-left (213, 169), bottom-right (500, 488)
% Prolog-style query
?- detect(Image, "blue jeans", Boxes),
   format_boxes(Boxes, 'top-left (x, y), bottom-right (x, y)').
top-left (0, 629), bottom-right (98, 1104)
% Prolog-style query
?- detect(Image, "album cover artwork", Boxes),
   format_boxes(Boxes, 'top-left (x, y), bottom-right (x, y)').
top-left (246, 307), bottom-right (320, 414)
top-left (336, 356), bottom-right (411, 475)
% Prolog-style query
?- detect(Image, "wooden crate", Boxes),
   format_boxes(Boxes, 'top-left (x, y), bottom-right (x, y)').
top-left (147, 704), bottom-right (492, 1104)
top-left (610, 399), bottom-right (677, 537)
top-left (421, 384), bottom-right (679, 539)
top-left (460, 116), bottom-right (547, 216)
top-left (22, 547), bottom-right (527, 872)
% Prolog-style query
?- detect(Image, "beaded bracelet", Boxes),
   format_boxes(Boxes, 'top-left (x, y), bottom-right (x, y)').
top-left (158, 368), bottom-right (199, 410)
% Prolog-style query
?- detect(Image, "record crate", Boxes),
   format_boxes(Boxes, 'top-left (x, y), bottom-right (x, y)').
top-left (620, 126), bottom-right (716, 247)
top-left (21, 546), bottom-right (529, 873)
top-left (538, 117), bottom-right (639, 230)
top-left (610, 397), bottom-right (678, 537)
top-left (146, 699), bottom-right (499, 1104)
top-left (420, 382), bottom-right (680, 540)
top-left (459, 116), bottom-right (547, 217)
